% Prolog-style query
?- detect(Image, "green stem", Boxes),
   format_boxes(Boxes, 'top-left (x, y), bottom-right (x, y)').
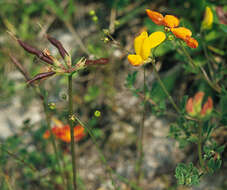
top-left (136, 66), bottom-right (145, 185)
top-left (179, 42), bottom-right (221, 93)
top-left (43, 102), bottom-right (67, 188)
top-left (151, 60), bottom-right (181, 114)
top-left (198, 123), bottom-right (204, 168)
top-left (68, 74), bottom-right (77, 190)
top-left (73, 116), bottom-right (118, 190)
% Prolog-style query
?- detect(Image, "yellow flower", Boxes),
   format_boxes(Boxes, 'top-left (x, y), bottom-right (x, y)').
top-left (202, 7), bottom-right (213, 30)
top-left (128, 31), bottom-right (166, 66)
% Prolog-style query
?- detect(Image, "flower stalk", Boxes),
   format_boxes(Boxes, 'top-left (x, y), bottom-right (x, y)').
top-left (151, 59), bottom-right (181, 114)
top-left (136, 66), bottom-right (146, 185)
top-left (68, 74), bottom-right (77, 190)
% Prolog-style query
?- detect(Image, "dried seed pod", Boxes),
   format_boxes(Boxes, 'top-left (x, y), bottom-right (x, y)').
top-left (27, 71), bottom-right (56, 84)
top-left (85, 58), bottom-right (109, 65)
top-left (17, 39), bottom-right (53, 65)
top-left (46, 35), bottom-right (69, 59)
top-left (9, 54), bottom-right (30, 81)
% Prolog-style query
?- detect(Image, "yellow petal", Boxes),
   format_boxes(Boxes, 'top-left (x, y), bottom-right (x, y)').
top-left (141, 31), bottom-right (166, 60)
top-left (128, 54), bottom-right (143, 66)
top-left (134, 31), bottom-right (148, 56)
top-left (202, 7), bottom-right (213, 30)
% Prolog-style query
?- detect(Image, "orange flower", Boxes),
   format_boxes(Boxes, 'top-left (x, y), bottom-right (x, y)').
top-left (146, 9), bottom-right (179, 28)
top-left (146, 9), bottom-right (198, 48)
top-left (163, 15), bottom-right (179, 28)
top-left (43, 125), bottom-right (85, 143)
top-left (186, 92), bottom-right (213, 118)
top-left (184, 36), bottom-right (199, 49)
top-left (146, 9), bottom-right (164, 25)
top-left (171, 27), bottom-right (192, 40)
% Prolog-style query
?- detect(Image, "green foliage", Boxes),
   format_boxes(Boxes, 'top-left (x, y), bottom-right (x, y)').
top-left (175, 162), bottom-right (200, 186)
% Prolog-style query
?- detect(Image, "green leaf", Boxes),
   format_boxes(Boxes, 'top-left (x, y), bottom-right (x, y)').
top-left (126, 71), bottom-right (138, 88)
top-left (219, 24), bottom-right (227, 33)
top-left (175, 162), bottom-right (200, 186)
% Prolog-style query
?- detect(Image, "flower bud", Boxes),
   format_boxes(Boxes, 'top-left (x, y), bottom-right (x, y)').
top-left (200, 97), bottom-right (213, 117)
top-left (186, 97), bottom-right (196, 117)
top-left (201, 7), bottom-right (213, 30)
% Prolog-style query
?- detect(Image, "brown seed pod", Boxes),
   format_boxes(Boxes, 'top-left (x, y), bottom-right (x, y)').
top-left (17, 39), bottom-right (53, 65)
top-left (27, 71), bottom-right (56, 84)
top-left (85, 58), bottom-right (109, 65)
top-left (46, 35), bottom-right (69, 59)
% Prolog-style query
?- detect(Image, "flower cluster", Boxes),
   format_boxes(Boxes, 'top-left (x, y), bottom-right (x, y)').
top-left (127, 31), bottom-right (166, 66)
top-left (186, 92), bottom-right (213, 118)
top-left (43, 124), bottom-right (85, 143)
top-left (146, 9), bottom-right (198, 48)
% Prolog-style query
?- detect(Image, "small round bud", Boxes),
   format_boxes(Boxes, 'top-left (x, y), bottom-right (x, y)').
top-left (48, 102), bottom-right (56, 110)
top-left (89, 10), bottom-right (95, 16)
top-left (167, 35), bottom-right (174, 41)
top-left (92, 16), bottom-right (98, 22)
top-left (164, 26), bottom-right (170, 32)
top-left (94, 110), bottom-right (101, 117)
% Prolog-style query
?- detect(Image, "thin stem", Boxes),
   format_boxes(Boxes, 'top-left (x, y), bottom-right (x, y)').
top-left (198, 123), bottom-right (204, 168)
top-left (43, 102), bottom-right (67, 188)
top-left (151, 60), bottom-right (181, 114)
top-left (179, 42), bottom-right (221, 93)
top-left (136, 66), bottom-right (146, 185)
top-left (68, 74), bottom-right (77, 190)
top-left (73, 116), bottom-right (118, 190)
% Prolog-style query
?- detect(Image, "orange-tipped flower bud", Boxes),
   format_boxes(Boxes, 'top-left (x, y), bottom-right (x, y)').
top-left (184, 36), bottom-right (198, 48)
top-left (200, 97), bottom-right (213, 117)
top-left (146, 9), bottom-right (164, 25)
top-left (163, 15), bottom-right (179, 28)
top-left (194, 92), bottom-right (204, 113)
top-left (186, 92), bottom-right (213, 118)
top-left (186, 97), bottom-right (196, 117)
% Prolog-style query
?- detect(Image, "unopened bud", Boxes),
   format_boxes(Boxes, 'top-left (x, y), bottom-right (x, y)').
top-left (201, 7), bottom-right (213, 30)
top-left (89, 10), bottom-right (95, 16)
top-left (92, 16), bottom-right (98, 22)
top-left (94, 110), bottom-right (101, 117)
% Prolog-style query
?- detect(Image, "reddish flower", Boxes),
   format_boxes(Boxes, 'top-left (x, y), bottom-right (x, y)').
top-left (43, 125), bottom-right (85, 143)
top-left (200, 97), bottom-right (213, 117)
top-left (146, 9), bottom-right (164, 25)
top-left (186, 92), bottom-right (213, 118)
